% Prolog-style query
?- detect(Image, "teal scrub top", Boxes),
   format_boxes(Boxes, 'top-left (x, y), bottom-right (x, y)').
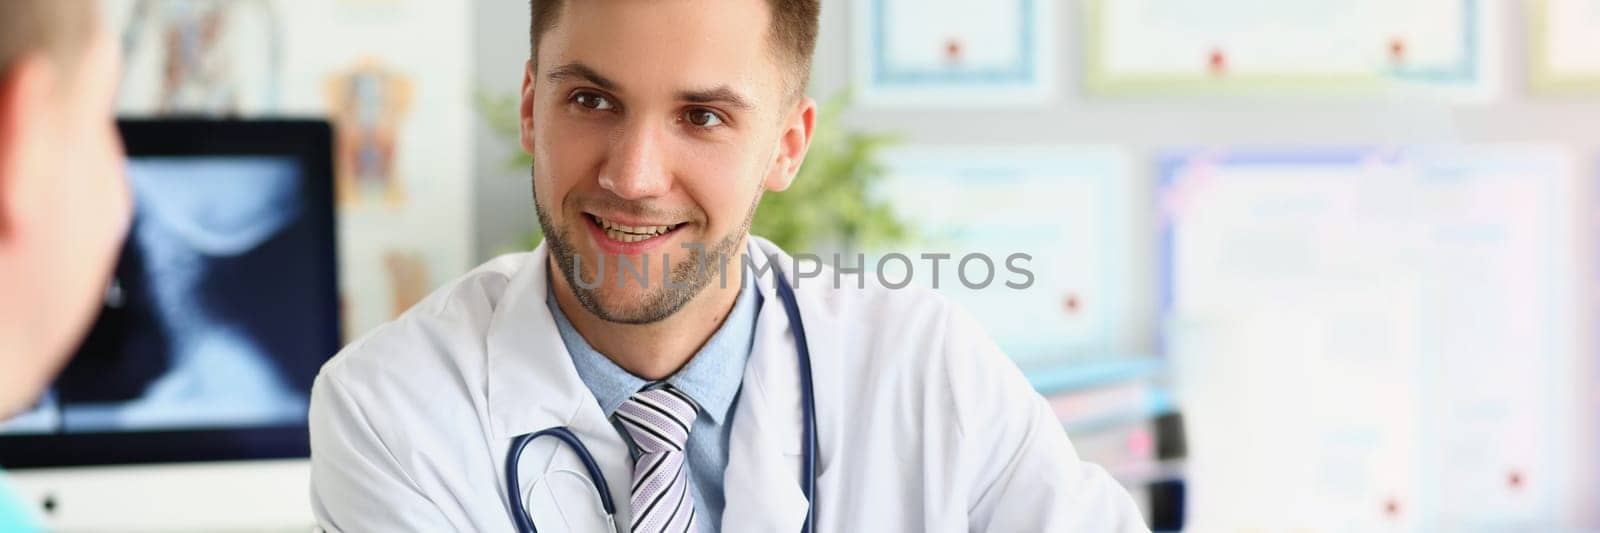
top-left (0, 471), bottom-right (40, 532)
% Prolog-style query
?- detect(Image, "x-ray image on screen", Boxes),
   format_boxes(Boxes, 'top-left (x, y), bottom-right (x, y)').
top-left (1, 156), bottom-right (338, 435)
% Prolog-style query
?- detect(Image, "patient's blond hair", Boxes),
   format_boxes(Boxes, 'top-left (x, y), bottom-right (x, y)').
top-left (0, 0), bottom-right (96, 78)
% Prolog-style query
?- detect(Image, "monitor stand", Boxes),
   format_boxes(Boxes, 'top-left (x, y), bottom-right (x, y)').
top-left (9, 459), bottom-right (312, 531)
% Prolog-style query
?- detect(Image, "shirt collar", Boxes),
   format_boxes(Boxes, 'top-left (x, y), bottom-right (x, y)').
top-left (546, 248), bottom-right (762, 425)
top-left (666, 274), bottom-right (760, 424)
top-left (546, 296), bottom-right (646, 419)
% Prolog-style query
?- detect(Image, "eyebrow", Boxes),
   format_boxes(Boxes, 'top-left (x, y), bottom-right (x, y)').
top-left (546, 62), bottom-right (755, 111)
top-left (545, 62), bottom-right (619, 92)
top-left (677, 86), bottom-right (754, 111)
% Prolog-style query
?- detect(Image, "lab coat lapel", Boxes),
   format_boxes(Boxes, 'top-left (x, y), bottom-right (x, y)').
top-left (484, 244), bottom-right (634, 530)
top-left (721, 244), bottom-right (810, 532)
top-left (485, 244), bottom-right (582, 439)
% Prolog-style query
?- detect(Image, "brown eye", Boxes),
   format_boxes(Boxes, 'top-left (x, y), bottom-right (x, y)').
top-left (572, 92), bottom-right (614, 111)
top-left (685, 108), bottom-right (724, 128)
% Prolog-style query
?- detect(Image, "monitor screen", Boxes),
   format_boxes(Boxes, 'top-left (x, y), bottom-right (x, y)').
top-left (0, 120), bottom-right (339, 468)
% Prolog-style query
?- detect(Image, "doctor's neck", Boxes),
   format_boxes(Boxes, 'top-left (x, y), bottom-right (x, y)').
top-left (548, 241), bottom-right (749, 381)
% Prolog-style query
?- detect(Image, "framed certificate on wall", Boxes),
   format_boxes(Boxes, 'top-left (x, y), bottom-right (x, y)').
top-left (1160, 146), bottom-right (1580, 529)
top-left (1529, 0), bottom-right (1600, 94)
top-left (851, 0), bottom-right (1056, 107)
top-left (870, 147), bottom-right (1134, 365)
top-left (1085, 0), bottom-right (1498, 99)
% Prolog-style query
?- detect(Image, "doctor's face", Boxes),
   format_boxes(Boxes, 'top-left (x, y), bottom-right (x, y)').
top-left (521, 0), bottom-right (813, 324)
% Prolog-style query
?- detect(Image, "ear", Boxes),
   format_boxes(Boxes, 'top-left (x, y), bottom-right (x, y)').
top-left (518, 59), bottom-right (538, 156)
top-left (763, 96), bottom-right (817, 193)
top-left (0, 54), bottom-right (58, 241)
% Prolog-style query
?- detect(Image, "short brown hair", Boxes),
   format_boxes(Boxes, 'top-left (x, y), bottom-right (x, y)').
top-left (0, 0), bottom-right (95, 77)
top-left (529, 0), bottom-right (820, 98)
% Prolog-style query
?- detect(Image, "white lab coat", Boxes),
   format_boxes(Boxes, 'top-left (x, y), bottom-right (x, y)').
top-left (308, 237), bottom-right (1148, 532)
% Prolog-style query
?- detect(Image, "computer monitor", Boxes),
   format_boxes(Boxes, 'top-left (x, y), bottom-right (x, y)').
top-left (0, 119), bottom-right (339, 529)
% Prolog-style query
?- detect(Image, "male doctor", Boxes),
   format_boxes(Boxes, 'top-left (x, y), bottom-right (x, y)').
top-left (308, 0), bottom-right (1147, 531)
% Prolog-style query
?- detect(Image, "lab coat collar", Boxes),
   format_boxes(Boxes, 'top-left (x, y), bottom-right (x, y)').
top-left (719, 237), bottom-right (821, 532)
top-left (742, 236), bottom-right (844, 467)
top-left (485, 243), bottom-right (593, 441)
top-left (483, 244), bottom-right (632, 530)
top-left (488, 241), bottom-right (766, 439)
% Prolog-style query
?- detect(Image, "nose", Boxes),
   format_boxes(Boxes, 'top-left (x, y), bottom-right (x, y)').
top-left (597, 120), bottom-right (672, 200)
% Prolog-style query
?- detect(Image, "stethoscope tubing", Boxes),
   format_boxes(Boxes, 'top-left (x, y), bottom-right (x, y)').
top-left (508, 269), bottom-right (815, 533)
top-left (775, 273), bottom-right (818, 533)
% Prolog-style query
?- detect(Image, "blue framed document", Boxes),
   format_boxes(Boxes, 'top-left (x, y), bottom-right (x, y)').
top-left (869, 147), bottom-right (1133, 366)
top-left (852, 0), bottom-right (1056, 107)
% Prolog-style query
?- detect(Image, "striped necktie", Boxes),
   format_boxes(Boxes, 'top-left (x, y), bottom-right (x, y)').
top-left (615, 385), bottom-right (700, 533)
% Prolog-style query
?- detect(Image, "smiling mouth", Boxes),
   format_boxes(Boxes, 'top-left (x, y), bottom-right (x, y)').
top-left (587, 213), bottom-right (685, 243)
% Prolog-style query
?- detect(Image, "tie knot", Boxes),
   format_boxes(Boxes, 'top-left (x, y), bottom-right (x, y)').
top-left (615, 385), bottom-right (699, 453)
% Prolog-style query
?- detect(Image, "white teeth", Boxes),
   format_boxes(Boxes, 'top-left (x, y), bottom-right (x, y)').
top-left (594, 215), bottom-right (678, 242)
top-left (603, 227), bottom-right (661, 243)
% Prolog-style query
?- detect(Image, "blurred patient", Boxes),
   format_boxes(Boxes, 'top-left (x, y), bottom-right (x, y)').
top-left (0, 0), bottom-right (130, 527)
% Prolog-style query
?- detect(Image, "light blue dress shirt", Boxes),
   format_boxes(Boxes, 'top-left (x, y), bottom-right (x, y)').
top-left (547, 271), bottom-right (760, 532)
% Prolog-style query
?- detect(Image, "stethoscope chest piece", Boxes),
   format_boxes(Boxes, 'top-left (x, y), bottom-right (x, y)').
top-left (518, 466), bottom-right (616, 532)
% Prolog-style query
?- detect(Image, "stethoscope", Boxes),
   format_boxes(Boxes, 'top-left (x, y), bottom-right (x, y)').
top-left (506, 269), bottom-right (817, 533)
